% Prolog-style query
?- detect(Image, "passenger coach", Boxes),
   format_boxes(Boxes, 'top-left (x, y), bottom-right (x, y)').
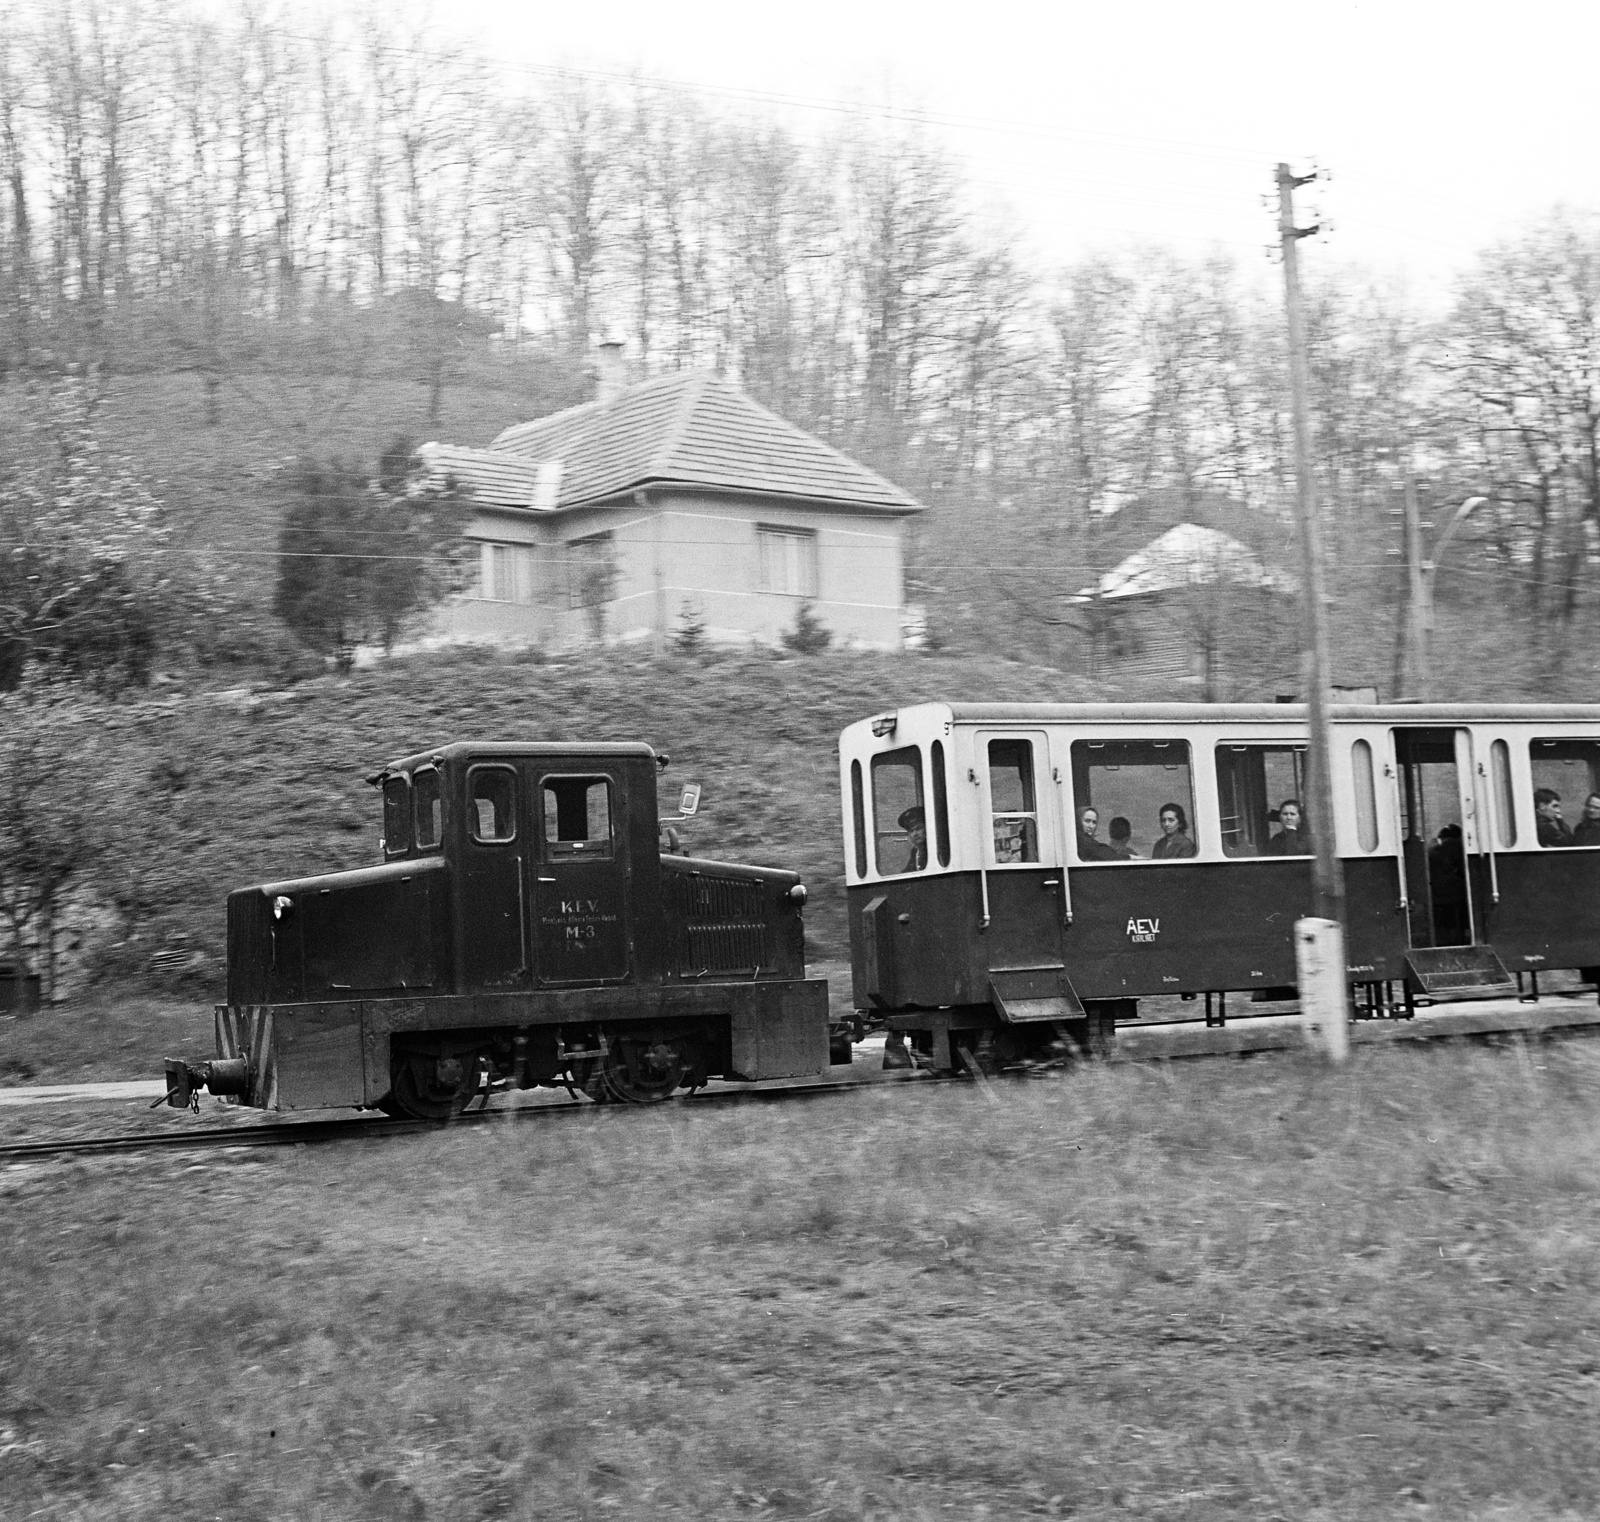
top-left (839, 703), bottom-right (1600, 1072)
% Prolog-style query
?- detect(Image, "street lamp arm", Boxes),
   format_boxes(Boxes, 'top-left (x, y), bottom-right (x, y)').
top-left (1430, 495), bottom-right (1487, 566)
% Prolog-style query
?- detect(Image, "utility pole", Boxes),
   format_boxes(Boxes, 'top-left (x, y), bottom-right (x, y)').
top-left (1277, 161), bottom-right (1348, 1063)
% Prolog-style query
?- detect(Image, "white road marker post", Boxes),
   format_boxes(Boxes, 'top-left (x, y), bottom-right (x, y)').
top-left (1295, 918), bottom-right (1350, 1063)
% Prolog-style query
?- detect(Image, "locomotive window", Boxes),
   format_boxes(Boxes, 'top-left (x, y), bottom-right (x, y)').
top-left (543, 776), bottom-right (614, 858)
top-left (414, 768), bottom-right (442, 851)
top-left (469, 767), bottom-right (517, 843)
top-left (1352, 739), bottom-right (1379, 852)
top-left (987, 738), bottom-right (1039, 864)
top-left (1071, 740), bottom-right (1195, 862)
top-left (1529, 740), bottom-right (1600, 847)
top-left (382, 776), bottom-right (411, 857)
top-left (1213, 744), bottom-right (1308, 857)
top-left (931, 740), bottom-right (952, 868)
top-left (871, 746), bottom-right (925, 875)
top-left (1490, 739), bottom-right (1516, 848)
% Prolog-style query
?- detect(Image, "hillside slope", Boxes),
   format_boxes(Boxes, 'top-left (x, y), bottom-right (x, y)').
top-left (73, 648), bottom-right (1106, 993)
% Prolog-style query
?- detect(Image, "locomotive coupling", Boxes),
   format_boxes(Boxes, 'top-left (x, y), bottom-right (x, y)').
top-left (160, 1056), bottom-right (249, 1110)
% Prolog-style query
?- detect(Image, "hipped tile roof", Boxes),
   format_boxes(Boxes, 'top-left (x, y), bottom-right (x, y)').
top-left (479, 371), bottom-right (922, 515)
top-left (417, 444), bottom-right (548, 509)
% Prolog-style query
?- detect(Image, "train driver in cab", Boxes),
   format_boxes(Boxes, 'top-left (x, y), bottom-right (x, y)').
top-left (899, 806), bottom-right (928, 872)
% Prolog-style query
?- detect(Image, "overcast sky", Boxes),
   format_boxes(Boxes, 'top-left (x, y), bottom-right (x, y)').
top-left (439, 0), bottom-right (1593, 305)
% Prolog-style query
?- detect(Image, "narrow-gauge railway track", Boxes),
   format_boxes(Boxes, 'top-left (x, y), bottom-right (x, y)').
top-left (0, 1071), bottom-right (934, 1164)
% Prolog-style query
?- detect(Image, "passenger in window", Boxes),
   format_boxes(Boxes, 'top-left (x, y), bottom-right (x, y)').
top-left (1534, 788), bottom-right (1575, 847)
top-left (1108, 816), bottom-right (1137, 859)
top-left (1574, 793), bottom-right (1600, 847)
top-left (1076, 807), bottom-right (1119, 861)
top-left (1266, 799), bottom-right (1308, 856)
top-left (898, 806), bottom-right (928, 872)
top-left (1151, 803), bottom-right (1197, 859)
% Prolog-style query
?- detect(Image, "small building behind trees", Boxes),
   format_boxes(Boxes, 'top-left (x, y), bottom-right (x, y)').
top-left (421, 367), bottom-right (924, 652)
top-left (1069, 519), bottom-right (1297, 697)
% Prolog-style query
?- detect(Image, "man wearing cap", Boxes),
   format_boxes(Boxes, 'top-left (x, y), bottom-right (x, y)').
top-left (898, 805), bottom-right (928, 872)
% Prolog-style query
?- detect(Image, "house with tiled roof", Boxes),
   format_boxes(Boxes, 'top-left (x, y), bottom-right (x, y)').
top-left (422, 356), bottom-right (924, 652)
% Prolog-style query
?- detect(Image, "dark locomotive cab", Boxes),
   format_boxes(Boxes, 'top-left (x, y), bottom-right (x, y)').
top-left (170, 741), bottom-right (831, 1118)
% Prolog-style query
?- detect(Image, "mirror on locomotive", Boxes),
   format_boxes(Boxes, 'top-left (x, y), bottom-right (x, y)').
top-left (1392, 728), bottom-right (1484, 949)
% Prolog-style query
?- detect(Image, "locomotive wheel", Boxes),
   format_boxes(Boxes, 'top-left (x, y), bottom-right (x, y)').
top-left (384, 1049), bottom-right (483, 1122)
top-left (599, 1036), bottom-right (688, 1104)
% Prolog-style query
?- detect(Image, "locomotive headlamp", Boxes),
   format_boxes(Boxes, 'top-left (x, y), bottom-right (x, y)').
top-left (870, 714), bottom-right (898, 738)
top-left (272, 894), bottom-right (294, 922)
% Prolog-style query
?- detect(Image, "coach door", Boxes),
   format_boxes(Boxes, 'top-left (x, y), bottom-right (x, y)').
top-left (532, 770), bottom-right (632, 984)
top-left (1393, 727), bottom-right (1485, 948)
top-left (977, 730), bottom-right (1068, 977)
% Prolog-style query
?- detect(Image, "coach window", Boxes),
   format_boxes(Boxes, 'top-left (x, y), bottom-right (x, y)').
top-left (468, 766), bottom-right (517, 843)
top-left (988, 739), bottom-right (1039, 864)
top-left (850, 760), bottom-right (868, 877)
top-left (1529, 739), bottom-right (1600, 847)
top-left (382, 775), bottom-right (411, 857)
top-left (871, 746), bottom-right (925, 875)
top-left (931, 740), bottom-right (952, 868)
top-left (1071, 739), bottom-right (1195, 862)
top-left (1352, 739), bottom-right (1379, 852)
top-left (413, 767), bottom-right (442, 852)
top-left (1490, 739), bottom-right (1516, 848)
top-left (1214, 744), bottom-right (1309, 857)
top-left (543, 776), bottom-right (614, 858)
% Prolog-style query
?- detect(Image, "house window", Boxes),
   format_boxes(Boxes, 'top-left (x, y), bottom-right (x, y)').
top-left (566, 532), bottom-right (616, 610)
top-left (757, 526), bottom-right (818, 598)
top-left (477, 542), bottom-right (528, 603)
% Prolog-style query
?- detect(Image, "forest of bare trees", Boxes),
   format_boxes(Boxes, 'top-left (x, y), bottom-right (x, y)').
top-left (1, 1), bottom-right (1598, 700)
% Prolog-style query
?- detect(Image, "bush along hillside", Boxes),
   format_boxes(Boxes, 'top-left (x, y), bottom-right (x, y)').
top-left (0, 648), bottom-right (1113, 1000)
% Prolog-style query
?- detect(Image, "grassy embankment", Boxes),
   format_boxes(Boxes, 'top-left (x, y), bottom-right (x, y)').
top-left (2, 1040), bottom-right (1598, 1520)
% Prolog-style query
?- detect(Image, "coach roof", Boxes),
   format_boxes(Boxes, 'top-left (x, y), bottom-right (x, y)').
top-left (923, 702), bottom-right (1600, 725)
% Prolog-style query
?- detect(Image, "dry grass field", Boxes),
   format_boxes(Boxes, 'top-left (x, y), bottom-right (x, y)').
top-left (4, 1040), bottom-right (1598, 1521)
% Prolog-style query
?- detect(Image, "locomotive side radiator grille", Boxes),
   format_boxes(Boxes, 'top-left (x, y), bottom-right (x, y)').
top-left (666, 871), bottom-right (773, 976)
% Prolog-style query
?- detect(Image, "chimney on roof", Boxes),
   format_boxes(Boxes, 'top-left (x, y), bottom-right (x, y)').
top-left (594, 339), bottom-right (628, 405)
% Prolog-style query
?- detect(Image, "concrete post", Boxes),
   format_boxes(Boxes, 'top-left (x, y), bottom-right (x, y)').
top-left (1295, 917), bottom-right (1350, 1063)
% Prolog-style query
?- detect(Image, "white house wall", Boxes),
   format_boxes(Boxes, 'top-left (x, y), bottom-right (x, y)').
top-left (432, 493), bottom-right (907, 652)
top-left (650, 491), bottom-right (905, 650)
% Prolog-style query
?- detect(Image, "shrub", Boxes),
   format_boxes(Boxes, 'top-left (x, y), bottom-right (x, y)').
top-left (779, 600), bottom-right (832, 655)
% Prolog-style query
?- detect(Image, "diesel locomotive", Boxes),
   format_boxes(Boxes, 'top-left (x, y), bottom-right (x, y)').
top-left (165, 740), bottom-right (834, 1119)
